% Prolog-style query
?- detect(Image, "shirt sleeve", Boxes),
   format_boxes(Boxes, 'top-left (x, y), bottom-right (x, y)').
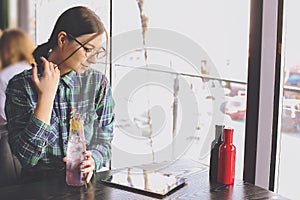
top-left (5, 78), bottom-right (54, 168)
top-left (89, 76), bottom-right (115, 171)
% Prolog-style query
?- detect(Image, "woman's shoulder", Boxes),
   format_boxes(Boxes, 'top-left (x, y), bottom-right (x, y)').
top-left (9, 67), bottom-right (32, 80)
top-left (84, 68), bottom-right (104, 76)
top-left (81, 68), bottom-right (108, 82)
top-left (6, 68), bottom-right (33, 88)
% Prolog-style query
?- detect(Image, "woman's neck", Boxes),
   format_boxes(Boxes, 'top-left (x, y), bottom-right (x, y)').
top-left (48, 50), bottom-right (71, 76)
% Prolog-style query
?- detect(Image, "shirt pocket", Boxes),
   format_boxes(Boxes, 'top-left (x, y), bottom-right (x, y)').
top-left (81, 112), bottom-right (98, 145)
top-left (81, 111), bottom-right (98, 126)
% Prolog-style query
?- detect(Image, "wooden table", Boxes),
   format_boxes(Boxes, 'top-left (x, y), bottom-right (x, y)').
top-left (0, 158), bottom-right (288, 200)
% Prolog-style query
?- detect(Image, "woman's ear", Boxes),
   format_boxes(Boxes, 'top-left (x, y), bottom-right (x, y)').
top-left (57, 31), bottom-right (68, 47)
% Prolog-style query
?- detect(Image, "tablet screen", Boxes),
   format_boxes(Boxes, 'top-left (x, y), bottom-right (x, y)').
top-left (101, 167), bottom-right (186, 197)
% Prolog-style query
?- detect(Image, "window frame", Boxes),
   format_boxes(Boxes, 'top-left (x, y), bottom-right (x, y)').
top-left (243, 0), bottom-right (284, 191)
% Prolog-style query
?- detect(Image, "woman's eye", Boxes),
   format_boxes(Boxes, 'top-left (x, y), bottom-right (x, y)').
top-left (84, 47), bottom-right (93, 53)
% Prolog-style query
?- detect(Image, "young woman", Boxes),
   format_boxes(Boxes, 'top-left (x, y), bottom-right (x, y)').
top-left (5, 6), bottom-right (114, 184)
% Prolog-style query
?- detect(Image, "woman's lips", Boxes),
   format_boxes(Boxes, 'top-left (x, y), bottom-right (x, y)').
top-left (81, 63), bottom-right (90, 69)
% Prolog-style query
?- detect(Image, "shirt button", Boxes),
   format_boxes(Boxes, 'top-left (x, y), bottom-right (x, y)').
top-left (64, 140), bottom-right (68, 145)
top-left (45, 132), bottom-right (49, 136)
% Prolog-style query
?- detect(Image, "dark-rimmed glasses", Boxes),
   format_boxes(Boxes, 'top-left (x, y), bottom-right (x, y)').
top-left (68, 33), bottom-right (107, 63)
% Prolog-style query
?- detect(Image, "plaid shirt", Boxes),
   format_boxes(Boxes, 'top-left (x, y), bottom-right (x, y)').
top-left (5, 67), bottom-right (114, 171)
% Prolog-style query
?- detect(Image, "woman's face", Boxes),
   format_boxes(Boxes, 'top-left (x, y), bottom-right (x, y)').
top-left (59, 32), bottom-right (106, 75)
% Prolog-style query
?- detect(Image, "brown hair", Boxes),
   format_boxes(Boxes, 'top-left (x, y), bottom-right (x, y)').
top-left (0, 28), bottom-right (35, 70)
top-left (33, 6), bottom-right (107, 65)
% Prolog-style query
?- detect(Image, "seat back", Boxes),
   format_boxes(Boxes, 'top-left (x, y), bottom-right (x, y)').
top-left (0, 126), bottom-right (22, 187)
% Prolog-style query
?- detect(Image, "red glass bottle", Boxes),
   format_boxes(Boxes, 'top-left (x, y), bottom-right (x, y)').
top-left (217, 128), bottom-right (236, 185)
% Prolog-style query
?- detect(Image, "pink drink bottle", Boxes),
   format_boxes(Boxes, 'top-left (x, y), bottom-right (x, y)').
top-left (66, 111), bottom-right (86, 186)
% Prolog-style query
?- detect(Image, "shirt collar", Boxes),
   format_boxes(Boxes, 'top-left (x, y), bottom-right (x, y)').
top-left (61, 70), bottom-right (76, 88)
top-left (37, 65), bottom-right (76, 88)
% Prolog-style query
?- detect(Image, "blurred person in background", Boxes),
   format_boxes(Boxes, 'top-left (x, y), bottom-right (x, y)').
top-left (0, 28), bottom-right (35, 186)
top-left (0, 28), bottom-right (35, 126)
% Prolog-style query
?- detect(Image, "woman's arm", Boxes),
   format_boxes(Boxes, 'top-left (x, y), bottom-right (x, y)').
top-left (6, 58), bottom-right (60, 168)
top-left (5, 76), bottom-right (52, 167)
top-left (89, 76), bottom-right (114, 171)
top-left (32, 57), bottom-right (60, 124)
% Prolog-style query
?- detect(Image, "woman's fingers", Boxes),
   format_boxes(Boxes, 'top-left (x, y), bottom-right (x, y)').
top-left (86, 171), bottom-right (93, 183)
top-left (81, 165), bottom-right (94, 183)
top-left (33, 57), bottom-right (60, 98)
top-left (81, 151), bottom-right (95, 183)
top-left (62, 157), bottom-right (67, 162)
top-left (84, 151), bottom-right (92, 158)
top-left (81, 165), bottom-right (94, 173)
top-left (40, 56), bottom-right (59, 74)
top-left (81, 159), bottom-right (95, 169)
top-left (32, 63), bottom-right (39, 85)
top-left (49, 63), bottom-right (58, 72)
top-left (40, 56), bottom-right (50, 72)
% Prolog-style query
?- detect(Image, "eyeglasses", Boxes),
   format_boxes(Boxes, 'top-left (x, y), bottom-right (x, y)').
top-left (68, 33), bottom-right (107, 63)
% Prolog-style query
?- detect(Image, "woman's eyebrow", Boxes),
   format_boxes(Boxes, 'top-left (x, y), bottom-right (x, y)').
top-left (82, 42), bottom-right (95, 48)
top-left (80, 32), bottom-right (103, 48)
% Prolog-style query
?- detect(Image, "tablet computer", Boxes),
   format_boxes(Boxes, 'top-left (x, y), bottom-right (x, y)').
top-left (101, 167), bottom-right (186, 198)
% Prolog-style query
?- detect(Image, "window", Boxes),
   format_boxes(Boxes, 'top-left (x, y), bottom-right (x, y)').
top-left (29, 0), bottom-right (251, 181)
top-left (277, 1), bottom-right (300, 199)
top-left (112, 0), bottom-right (250, 180)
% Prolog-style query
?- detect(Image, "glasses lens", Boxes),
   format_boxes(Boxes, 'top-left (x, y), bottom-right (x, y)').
top-left (86, 47), bottom-right (107, 63)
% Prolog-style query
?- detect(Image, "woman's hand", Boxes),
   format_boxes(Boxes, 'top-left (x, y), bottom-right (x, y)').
top-left (63, 151), bottom-right (96, 184)
top-left (81, 151), bottom-right (96, 183)
top-left (32, 57), bottom-right (60, 100)
top-left (32, 57), bottom-right (60, 124)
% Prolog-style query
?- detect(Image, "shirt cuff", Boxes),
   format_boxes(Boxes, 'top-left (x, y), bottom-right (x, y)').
top-left (27, 115), bottom-right (52, 148)
top-left (90, 150), bottom-right (103, 171)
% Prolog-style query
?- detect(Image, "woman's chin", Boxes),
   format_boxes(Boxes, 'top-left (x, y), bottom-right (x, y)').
top-left (77, 64), bottom-right (90, 73)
